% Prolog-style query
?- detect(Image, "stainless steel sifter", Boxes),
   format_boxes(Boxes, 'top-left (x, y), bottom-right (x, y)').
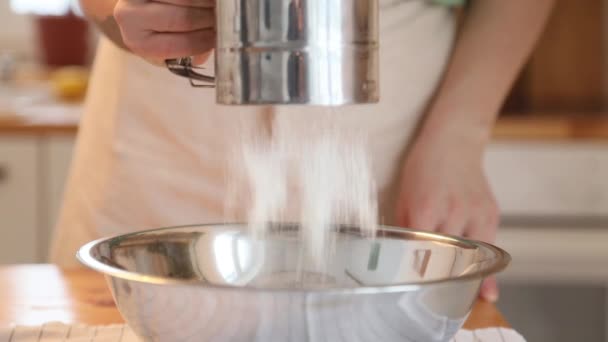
top-left (166, 0), bottom-right (379, 106)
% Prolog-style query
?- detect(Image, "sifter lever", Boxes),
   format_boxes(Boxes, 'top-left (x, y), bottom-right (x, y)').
top-left (165, 57), bottom-right (215, 88)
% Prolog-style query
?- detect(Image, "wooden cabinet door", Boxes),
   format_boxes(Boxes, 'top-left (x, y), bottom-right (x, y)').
top-left (0, 137), bottom-right (39, 263)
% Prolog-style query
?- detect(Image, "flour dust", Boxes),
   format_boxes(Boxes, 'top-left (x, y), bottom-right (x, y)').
top-left (226, 108), bottom-right (379, 279)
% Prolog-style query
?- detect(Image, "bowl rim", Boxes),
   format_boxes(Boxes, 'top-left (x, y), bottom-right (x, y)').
top-left (76, 223), bottom-right (511, 294)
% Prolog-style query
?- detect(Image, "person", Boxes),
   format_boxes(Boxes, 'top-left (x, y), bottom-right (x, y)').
top-left (51, 0), bottom-right (554, 303)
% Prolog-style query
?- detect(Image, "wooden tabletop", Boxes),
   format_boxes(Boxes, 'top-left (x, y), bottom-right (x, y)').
top-left (494, 113), bottom-right (608, 141)
top-left (0, 265), bottom-right (508, 329)
top-left (3, 102), bottom-right (608, 140)
top-left (0, 110), bottom-right (79, 135)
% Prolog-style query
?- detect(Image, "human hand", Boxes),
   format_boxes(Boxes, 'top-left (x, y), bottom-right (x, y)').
top-left (394, 131), bottom-right (500, 302)
top-left (114, 0), bottom-right (215, 65)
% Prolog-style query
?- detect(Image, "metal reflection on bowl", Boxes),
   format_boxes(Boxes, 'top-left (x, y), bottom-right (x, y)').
top-left (78, 223), bottom-right (510, 342)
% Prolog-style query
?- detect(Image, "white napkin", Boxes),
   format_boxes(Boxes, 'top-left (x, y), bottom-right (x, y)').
top-left (0, 323), bottom-right (525, 342)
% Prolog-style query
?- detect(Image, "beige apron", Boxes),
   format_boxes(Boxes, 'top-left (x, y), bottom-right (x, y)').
top-left (50, 1), bottom-right (456, 267)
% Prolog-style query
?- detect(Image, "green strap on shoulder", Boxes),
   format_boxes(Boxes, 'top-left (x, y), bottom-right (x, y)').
top-left (432, 0), bottom-right (466, 6)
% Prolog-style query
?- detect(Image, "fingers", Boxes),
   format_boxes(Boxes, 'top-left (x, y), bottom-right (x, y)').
top-left (395, 196), bottom-right (445, 231)
top-left (115, 0), bottom-right (216, 60)
top-left (125, 0), bottom-right (214, 8)
top-left (394, 200), bottom-right (408, 228)
top-left (139, 2), bottom-right (215, 32)
top-left (466, 194), bottom-right (500, 243)
top-left (479, 276), bottom-right (499, 303)
top-left (155, 0), bottom-right (215, 7)
top-left (396, 192), bottom-right (499, 244)
top-left (192, 51), bottom-right (213, 65)
top-left (141, 57), bottom-right (169, 66)
top-left (437, 199), bottom-right (468, 237)
top-left (116, 1), bottom-right (215, 33)
top-left (139, 30), bottom-right (216, 59)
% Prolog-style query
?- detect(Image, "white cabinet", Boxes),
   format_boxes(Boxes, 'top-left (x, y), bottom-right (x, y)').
top-left (487, 141), bottom-right (608, 342)
top-left (496, 225), bottom-right (608, 342)
top-left (0, 135), bottom-right (75, 264)
top-left (485, 141), bottom-right (608, 216)
top-left (0, 137), bottom-right (39, 263)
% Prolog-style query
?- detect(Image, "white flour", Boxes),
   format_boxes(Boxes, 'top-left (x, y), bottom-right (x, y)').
top-left (227, 112), bottom-right (378, 271)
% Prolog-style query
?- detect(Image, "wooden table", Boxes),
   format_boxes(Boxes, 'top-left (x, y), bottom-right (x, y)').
top-left (0, 265), bottom-right (508, 329)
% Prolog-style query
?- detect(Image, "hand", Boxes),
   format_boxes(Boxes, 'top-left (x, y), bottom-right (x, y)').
top-left (114, 0), bottom-right (215, 65)
top-left (394, 132), bottom-right (500, 302)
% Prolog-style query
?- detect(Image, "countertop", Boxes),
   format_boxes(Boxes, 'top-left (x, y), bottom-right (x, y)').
top-left (0, 265), bottom-right (509, 329)
top-left (0, 114), bottom-right (78, 135)
top-left (494, 113), bottom-right (608, 140)
top-left (2, 105), bottom-right (608, 140)
top-left (0, 82), bottom-right (80, 135)
top-left (3, 68), bottom-right (608, 139)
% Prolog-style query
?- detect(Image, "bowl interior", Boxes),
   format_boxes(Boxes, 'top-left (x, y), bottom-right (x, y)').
top-left (79, 224), bottom-right (509, 290)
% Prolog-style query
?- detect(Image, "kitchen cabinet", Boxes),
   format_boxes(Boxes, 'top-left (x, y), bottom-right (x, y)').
top-left (496, 225), bottom-right (608, 342)
top-left (0, 134), bottom-right (75, 264)
top-left (503, 0), bottom-right (606, 114)
top-left (0, 137), bottom-right (39, 263)
top-left (488, 141), bottom-right (608, 342)
top-left (491, 1), bottom-right (608, 327)
top-left (486, 141), bottom-right (608, 216)
top-left (499, 284), bottom-right (606, 342)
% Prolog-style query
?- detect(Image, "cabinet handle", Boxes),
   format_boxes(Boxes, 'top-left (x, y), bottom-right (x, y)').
top-left (0, 165), bottom-right (7, 183)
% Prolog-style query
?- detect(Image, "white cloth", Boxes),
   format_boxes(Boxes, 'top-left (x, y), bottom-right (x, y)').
top-left (0, 323), bottom-right (526, 342)
top-left (50, 1), bottom-right (457, 267)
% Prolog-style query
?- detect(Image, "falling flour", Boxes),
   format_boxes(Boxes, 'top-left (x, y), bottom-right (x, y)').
top-left (227, 111), bottom-right (379, 272)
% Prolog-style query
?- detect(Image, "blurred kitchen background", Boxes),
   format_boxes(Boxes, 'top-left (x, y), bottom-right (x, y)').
top-left (1, 0), bottom-right (608, 341)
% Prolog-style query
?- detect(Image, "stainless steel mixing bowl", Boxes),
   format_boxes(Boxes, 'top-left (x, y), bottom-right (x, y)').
top-left (77, 223), bottom-right (510, 342)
